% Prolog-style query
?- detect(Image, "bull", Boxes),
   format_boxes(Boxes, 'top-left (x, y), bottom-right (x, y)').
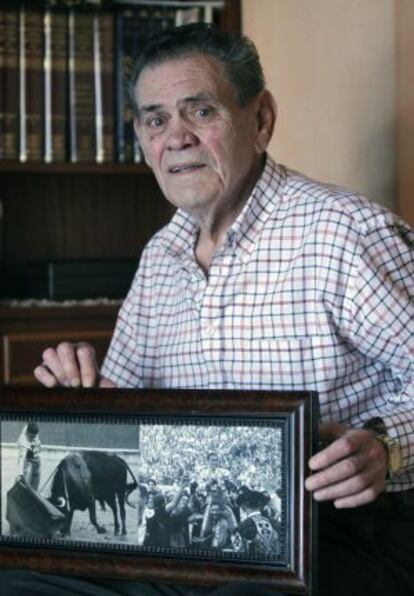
top-left (49, 451), bottom-right (137, 537)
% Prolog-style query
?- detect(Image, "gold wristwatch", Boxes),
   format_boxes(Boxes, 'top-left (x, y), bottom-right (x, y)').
top-left (362, 417), bottom-right (402, 477)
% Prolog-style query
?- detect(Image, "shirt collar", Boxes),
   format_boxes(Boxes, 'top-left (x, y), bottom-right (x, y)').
top-left (161, 154), bottom-right (286, 260)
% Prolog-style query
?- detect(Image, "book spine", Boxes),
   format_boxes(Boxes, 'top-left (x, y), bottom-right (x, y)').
top-left (175, 7), bottom-right (202, 27)
top-left (121, 8), bottom-right (135, 163)
top-left (18, 6), bottom-right (26, 162)
top-left (43, 8), bottom-right (52, 162)
top-left (160, 6), bottom-right (176, 32)
top-left (2, 9), bottom-right (19, 160)
top-left (47, 9), bottom-right (67, 162)
top-left (71, 10), bottom-right (96, 162)
top-left (97, 12), bottom-right (114, 162)
top-left (23, 9), bottom-right (44, 162)
top-left (114, 9), bottom-right (125, 163)
top-left (131, 8), bottom-right (146, 164)
top-left (0, 10), bottom-right (5, 160)
top-left (68, 8), bottom-right (77, 162)
top-left (93, 12), bottom-right (104, 163)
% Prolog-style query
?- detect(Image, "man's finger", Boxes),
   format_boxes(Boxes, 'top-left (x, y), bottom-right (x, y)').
top-left (305, 453), bottom-right (366, 492)
top-left (41, 347), bottom-right (68, 386)
top-left (334, 485), bottom-right (383, 509)
top-left (57, 342), bottom-right (82, 387)
top-left (309, 433), bottom-right (358, 471)
top-left (76, 343), bottom-right (98, 388)
top-left (310, 466), bottom-right (378, 501)
top-left (34, 364), bottom-right (60, 388)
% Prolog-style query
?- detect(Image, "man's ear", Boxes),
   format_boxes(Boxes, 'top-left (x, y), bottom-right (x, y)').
top-left (254, 90), bottom-right (277, 154)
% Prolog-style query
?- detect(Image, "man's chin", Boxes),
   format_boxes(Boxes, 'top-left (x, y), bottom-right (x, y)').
top-left (164, 188), bottom-right (216, 211)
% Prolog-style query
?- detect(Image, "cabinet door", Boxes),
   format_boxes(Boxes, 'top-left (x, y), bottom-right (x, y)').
top-left (2, 329), bottom-right (112, 385)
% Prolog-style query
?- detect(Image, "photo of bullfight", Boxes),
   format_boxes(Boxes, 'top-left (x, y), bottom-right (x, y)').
top-left (0, 418), bottom-right (286, 562)
top-left (1, 419), bottom-right (140, 546)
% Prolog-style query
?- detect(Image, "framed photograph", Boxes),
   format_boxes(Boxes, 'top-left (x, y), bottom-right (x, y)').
top-left (0, 385), bottom-right (317, 595)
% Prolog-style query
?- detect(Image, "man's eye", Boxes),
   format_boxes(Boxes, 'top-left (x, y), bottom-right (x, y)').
top-left (194, 106), bottom-right (215, 119)
top-left (147, 116), bottom-right (165, 129)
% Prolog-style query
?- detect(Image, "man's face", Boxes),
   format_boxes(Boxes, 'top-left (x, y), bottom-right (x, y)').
top-left (134, 54), bottom-right (265, 218)
top-left (178, 494), bottom-right (189, 510)
top-left (208, 453), bottom-right (219, 468)
top-left (210, 504), bottom-right (220, 520)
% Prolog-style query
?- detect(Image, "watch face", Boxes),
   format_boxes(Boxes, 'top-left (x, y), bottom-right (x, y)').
top-left (389, 444), bottom-right (402, 474)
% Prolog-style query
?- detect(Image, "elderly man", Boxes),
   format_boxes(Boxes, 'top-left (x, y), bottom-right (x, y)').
top-left (16, 22), bottom-right (412, 596)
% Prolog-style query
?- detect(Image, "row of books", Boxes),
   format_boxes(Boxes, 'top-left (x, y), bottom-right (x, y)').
top-left (0, 2), bottom-right (217, 163)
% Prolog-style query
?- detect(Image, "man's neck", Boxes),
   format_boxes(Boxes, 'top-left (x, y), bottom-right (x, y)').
top-left (194, 156), bottom-right (265, 273)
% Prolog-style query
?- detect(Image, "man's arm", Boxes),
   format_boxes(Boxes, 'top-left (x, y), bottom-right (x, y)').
top-left (34, 342), bottom-right (116, 388)
top-left (16, 445), bottom-right (28, 479)
top-left (307, 215), bottom-right (413, 508)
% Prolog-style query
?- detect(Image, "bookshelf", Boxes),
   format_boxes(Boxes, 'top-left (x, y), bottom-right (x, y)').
top-left (0, 0), bottom-right (241, 384)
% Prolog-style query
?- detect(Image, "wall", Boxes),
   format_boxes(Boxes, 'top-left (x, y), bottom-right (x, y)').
top-left (396, 0), bottom-right (414, 225)
top-left (243, 0), bottom-right (396, 209)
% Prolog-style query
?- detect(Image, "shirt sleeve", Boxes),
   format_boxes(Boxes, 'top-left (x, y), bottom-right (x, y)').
top-left (347, 213), bottom-right (414, 480)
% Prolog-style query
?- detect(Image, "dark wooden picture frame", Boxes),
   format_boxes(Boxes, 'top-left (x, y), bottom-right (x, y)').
top-left (0, 385), bottom-right (317, 595)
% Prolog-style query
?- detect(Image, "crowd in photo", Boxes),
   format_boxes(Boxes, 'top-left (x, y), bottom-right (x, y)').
top-left (135, 424), bottom-right (283, 558)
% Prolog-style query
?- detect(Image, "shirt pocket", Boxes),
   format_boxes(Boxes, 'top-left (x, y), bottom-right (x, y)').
top-left (245, 336), bottom-right (326, 390)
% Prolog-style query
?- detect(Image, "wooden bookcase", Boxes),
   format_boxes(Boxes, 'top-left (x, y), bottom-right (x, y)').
top-left (0, 0), bottom-right (241, 384)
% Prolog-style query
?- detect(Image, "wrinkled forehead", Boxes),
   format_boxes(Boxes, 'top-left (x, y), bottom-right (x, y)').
top-left (134, 54), bottom-right (235, 110)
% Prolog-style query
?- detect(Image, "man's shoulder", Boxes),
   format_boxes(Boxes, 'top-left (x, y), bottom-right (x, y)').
top-left (281, 166), bottom-right (397, 233)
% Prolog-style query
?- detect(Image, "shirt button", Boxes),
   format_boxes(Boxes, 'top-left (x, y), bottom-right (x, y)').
top-left (205, 324), bottom-right (217, 337)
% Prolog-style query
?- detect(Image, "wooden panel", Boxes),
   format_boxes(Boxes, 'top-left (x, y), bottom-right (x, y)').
top-left (1, 172), bottom-right (174, 297)
top-left (396, 0), bottom-right (414, 225)
top-left (3, 329), bottom-right (112, 385)
top-left (0, 304), bottom-right (119, 384)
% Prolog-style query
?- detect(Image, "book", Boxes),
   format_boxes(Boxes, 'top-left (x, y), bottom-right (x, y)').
top-left (114, 7), bottom-right (136, 163)
top-left (94, 11), bottom-right (114, 163)
top-left (0, 10), bottom-right (4, 160)
top-left (44, 8), bottom-right (67, 162)
top-left (130, 7), bottom-right (150, 164)
top-left (126, 5), bottom-right (176, 163)
top-left (20, 8), bottom-right (44, 162)
top-left (68, 9), bottom-right (96, 162)
top-left (2, 9), bottom-right (19, 160)
top-left (175, 7), bottom-right (203, 27)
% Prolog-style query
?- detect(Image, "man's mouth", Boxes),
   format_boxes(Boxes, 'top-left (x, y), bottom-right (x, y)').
top-left (168, 163), bottom-right (205, 174)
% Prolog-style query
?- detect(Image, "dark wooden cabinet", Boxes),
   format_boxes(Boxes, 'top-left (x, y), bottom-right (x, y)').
top-left (0, 0), bottom-right (240, 384)
top-left (0, 303), bottom-right (119, 384)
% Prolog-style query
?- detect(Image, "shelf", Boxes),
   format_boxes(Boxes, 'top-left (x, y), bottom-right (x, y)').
top-left (0, 161), bottom-right (153, 175)
top-left (0, 300), bottom-right (121, 320)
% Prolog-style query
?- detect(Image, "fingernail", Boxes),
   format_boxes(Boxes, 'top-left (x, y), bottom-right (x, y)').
top-left (71, 378), bottom-right (81, 388)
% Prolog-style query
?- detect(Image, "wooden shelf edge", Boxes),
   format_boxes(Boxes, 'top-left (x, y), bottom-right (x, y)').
top-left (0, 301), bottom-right (121, 320)
top-left (0, 161), bottom-right (153, 175)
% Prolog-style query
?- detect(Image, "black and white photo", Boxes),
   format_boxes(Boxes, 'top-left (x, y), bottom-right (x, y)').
top-left (1, 417), bottom-right (286, 563)
top-left (0, 386), bottom-right (316, 594)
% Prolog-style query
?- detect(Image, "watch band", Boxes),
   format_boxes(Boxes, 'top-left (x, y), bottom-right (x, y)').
top-left (362, 417), bottom-right (402, 477)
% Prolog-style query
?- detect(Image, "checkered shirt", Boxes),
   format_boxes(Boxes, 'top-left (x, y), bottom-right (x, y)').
top-left (102, 155), bottom-right (414, 491)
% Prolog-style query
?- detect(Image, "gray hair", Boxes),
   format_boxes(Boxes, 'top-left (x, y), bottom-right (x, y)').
top-left (128, 22), bottom-right (265, 115)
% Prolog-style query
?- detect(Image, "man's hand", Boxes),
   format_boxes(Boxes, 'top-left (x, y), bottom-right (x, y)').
top-left (34, 342), bottom-right (115, 388)
top-left (305, 422), bottom-right (387, 508)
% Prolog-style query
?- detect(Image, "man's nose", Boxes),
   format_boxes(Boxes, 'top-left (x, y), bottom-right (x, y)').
top-left (166, 118), bottom-right (198, 151)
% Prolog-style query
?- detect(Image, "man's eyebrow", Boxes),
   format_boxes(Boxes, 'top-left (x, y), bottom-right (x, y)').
top-left (138, 92), bottom-right (217, 114)
top-left (180, 92), bottom-right (217, 104)
top-left (138, 103), bottom-right (164, 114)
